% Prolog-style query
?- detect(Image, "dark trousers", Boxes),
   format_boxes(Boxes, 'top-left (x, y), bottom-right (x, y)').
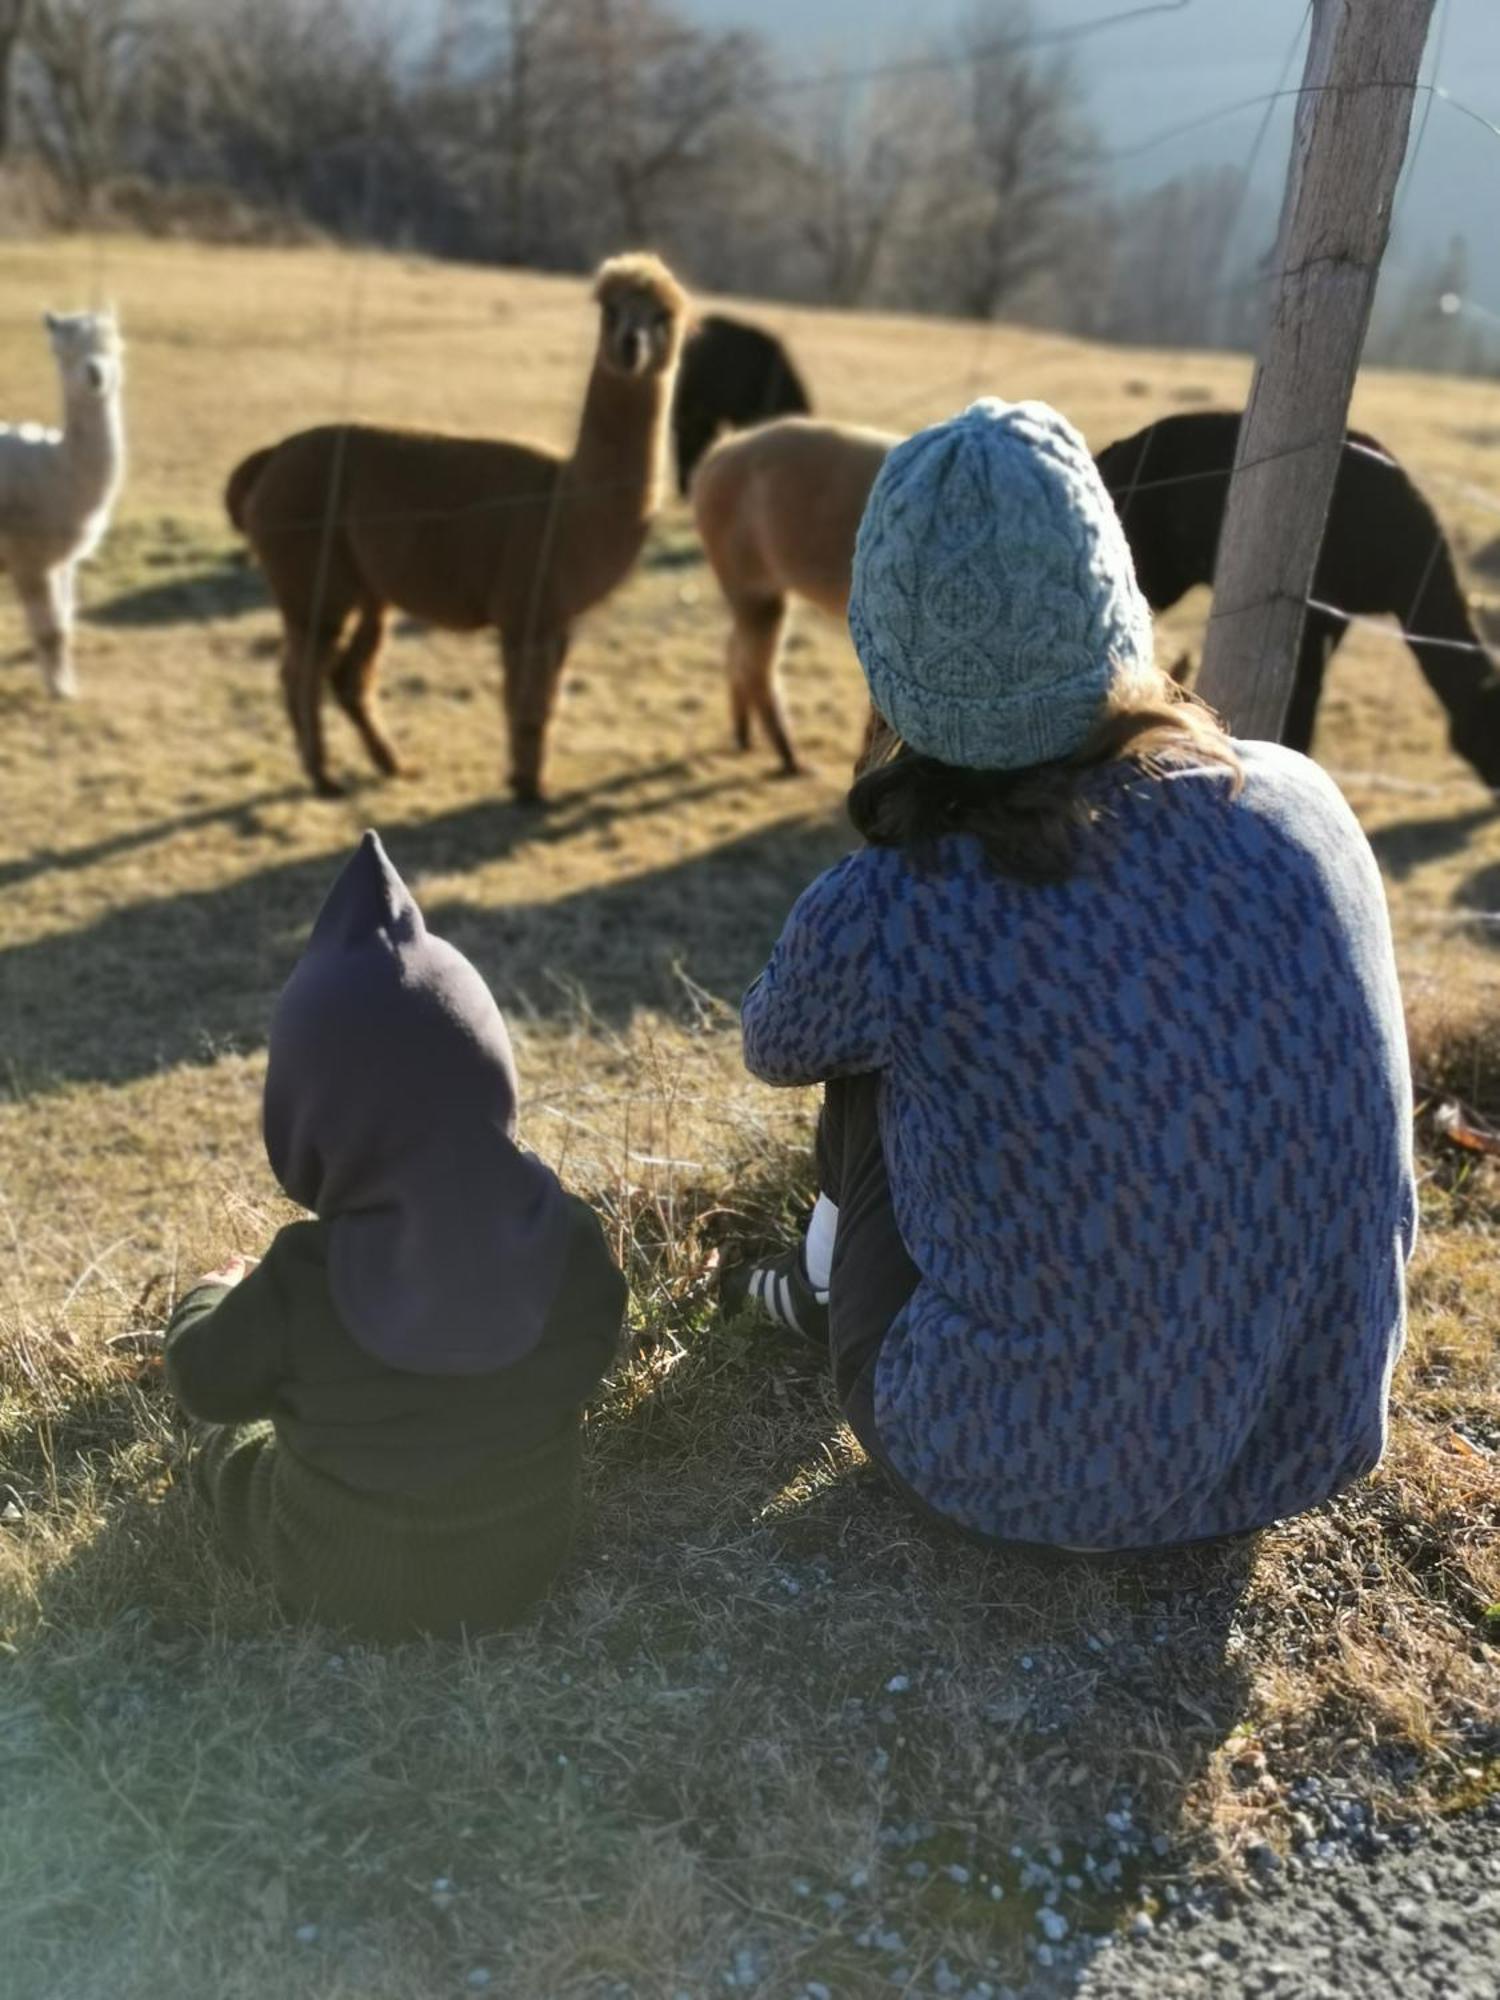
top-left (815, 1073), bottom-right (922, 1485)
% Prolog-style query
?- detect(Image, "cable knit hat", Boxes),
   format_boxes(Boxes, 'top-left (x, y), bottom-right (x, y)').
top-left (848, 398), bottom-right (1155, 771)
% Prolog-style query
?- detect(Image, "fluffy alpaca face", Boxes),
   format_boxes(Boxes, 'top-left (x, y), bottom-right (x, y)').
top-left (44, 309), bottom-right (124, 398)
top-left (594, 255), bottom-right (687, 381)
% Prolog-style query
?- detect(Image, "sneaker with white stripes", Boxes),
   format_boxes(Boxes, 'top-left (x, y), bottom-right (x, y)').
top-left (720, 1246), bottom-right (830, 1346)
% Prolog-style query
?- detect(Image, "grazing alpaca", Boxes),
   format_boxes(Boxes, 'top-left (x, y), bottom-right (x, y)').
top-left (672, 314), bottom-right (812, 498)
top-left (1096, 410), bottom-right (1500, 787)
top-left (227, 253), bottom-right (689, 800)
top-left (691, 416), bottom-right (896, 773)
top-left (0, 310), bottom-right (125, 697)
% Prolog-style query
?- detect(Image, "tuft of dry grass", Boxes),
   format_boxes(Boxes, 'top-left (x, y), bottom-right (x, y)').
top-left (2, 236), bottom-right (1499, 1997)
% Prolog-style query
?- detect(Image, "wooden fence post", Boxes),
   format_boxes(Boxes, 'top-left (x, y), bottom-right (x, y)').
top-left (1195, 0), bottom-right (1436, 740)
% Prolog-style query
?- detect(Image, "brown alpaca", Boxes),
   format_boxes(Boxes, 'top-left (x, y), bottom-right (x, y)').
top-left (691, 416), bottom-right (895, 774)
top-left (226, 254), bottom-right (690, 800)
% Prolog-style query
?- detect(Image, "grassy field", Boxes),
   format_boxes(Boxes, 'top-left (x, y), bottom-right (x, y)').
top-left (1, 236), bottom-right (1498, 1999)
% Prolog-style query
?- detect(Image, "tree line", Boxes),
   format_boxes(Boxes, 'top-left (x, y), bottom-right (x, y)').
top-left (0, 0), bottom-right (1488, 374)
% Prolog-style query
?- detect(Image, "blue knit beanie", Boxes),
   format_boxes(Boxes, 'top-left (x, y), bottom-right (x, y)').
top-left (848, 398), bottom-right (1155, 771)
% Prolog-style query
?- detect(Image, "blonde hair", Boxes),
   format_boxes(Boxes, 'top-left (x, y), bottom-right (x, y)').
top-left (849, 665), bottom-right (1243, 885)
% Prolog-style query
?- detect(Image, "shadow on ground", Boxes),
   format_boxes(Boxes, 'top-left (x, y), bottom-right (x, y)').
top-left (1367, 805), bottom-right (1497, 880)
top-left (1, 771), bottom-right (851, 1094)
top-left (85, 554), bottom-right (269, 628)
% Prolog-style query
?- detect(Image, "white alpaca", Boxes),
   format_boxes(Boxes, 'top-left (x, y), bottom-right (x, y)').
top-left (0, 310), bottom-right (125, 697)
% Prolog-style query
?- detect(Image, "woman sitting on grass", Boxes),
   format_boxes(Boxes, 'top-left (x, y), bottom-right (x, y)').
top-left (728, 398), bottom-right (1416, 1552)
top-left (165, 832), bottom-right (625, 1640)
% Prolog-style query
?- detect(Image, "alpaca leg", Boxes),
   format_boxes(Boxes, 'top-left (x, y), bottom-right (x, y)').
top-left (501, 626), bottom-right (572, 805)
top-left (1282, 613), bottom-right (1344, 754)
top-left (330, 601), bottom-right (405, 778)
top-left (728, 597), bottom-right (802, 776)
top-left (280, 623), bottom-right (343, 797)
top-left (19, 566), bottom-right (74, 698)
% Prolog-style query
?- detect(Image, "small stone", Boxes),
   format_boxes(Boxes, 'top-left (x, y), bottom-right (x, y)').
top-left (805, 1985), bottom-right (832, 2000)
top-left (1130, 1912), bottom-right (1154, 1938)
top-left (792, 1878), bottom-right (811, 1897)
top-left (1019, 1655), bottom-right (1035, 1671)
top-left (989, 1882), bottom-right (1005, 1901)
top-left (886, 1674), bottom-right (910, 1693)
top-left (1037, 1907), bottom-right (1069, 1943)
top-left (293, 1924), bottom-right (319, 1945)
top-left (945, 1863), bottom-right (971, 1885)
top-left (823, 1890), bottom-right (847, 1914)
top-left (905, 1860), bottom-right (929, 1880)
top-left (849, 1866), bottom-right (870, 1889)
top-left (466, 1973), bottom-right (492, 1992)
top-left (1151, 1833), bottom-right (1171, 1857)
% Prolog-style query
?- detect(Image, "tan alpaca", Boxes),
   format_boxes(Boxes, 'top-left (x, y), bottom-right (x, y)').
top-left (226, 254), bottom-right (690, 800)
top-left (691, 416), bottom-right (895, 774)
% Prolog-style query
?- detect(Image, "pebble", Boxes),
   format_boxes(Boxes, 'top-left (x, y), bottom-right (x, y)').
top-left (849, 1866), bottom-right (870, 1889)
top-left (886, 1674), bottom-right (910, 1693)
top-left (1130, 1912), bottom-right (1155, 1938)
top-left (803, 1985), bottom-right (832, 2000)
top-left (945, 1863), bottom-right (972, 1885)
top-left (293, 1924), bottom-right (319, 1945)
top-left (466, 1973), bottom-right (492, 1992)
top-left (1037, 1907), bottom-right (1070, 1943)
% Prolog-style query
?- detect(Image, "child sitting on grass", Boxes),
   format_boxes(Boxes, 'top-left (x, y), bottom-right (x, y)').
top-left (728, 397), bottom-right (1416, 1554)
top-left (165, 831), bottom-right (625, 1640)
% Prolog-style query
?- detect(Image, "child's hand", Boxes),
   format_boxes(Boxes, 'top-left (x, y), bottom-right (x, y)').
top-left (193, 1254), bottom-right (257, 1291)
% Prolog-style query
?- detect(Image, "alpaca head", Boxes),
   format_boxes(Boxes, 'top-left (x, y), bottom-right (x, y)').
top-left (44, 308), bottom-right (123, 399)
top-left (1449, 668), bottom-right (1500, 793)
top-left (592, 254), bottom-right (689, 381)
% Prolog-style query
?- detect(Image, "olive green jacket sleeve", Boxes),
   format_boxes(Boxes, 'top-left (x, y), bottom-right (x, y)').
top-left (164, 1259), bottom-right (288, 1424)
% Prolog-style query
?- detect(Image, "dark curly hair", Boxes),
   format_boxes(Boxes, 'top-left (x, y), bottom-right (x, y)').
top-left (847, 671), bottom-right (1243, 886)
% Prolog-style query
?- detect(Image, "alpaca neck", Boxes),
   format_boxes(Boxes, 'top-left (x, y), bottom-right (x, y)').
top-left (557, 357), bottom-right (674, 612)
top-left (60, 382), bottom-right (125, 517)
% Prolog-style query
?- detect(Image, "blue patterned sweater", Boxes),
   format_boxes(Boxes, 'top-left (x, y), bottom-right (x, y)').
top-left (742, 743), bottom-right (1416, 1549)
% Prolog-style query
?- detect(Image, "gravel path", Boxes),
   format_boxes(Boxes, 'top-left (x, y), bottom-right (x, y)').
top-left (1077, 1801), bottom-right (1500, 1999)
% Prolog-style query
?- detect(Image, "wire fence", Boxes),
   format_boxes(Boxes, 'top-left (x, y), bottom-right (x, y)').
top-left (23, 0), bottom-right (1500, 807)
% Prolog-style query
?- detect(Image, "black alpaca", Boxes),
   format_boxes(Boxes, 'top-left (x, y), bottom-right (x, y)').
top-left (1095, 410), bottom-right (1500, 788)
top-left (672, 314), bottom-right (812, 498)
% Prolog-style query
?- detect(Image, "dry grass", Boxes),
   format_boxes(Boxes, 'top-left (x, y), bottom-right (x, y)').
top-left (1, 237), bottom-right (1498, 1998)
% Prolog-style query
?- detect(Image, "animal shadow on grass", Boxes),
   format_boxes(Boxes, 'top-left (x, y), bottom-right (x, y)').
top-left (2, 790), bottom-right (852, 1094)
top-left (1367, 805), bottom-right (1497, 881)
top-left (85, 552), bottom-right (269, 628)
top-left (1366, 807), bottom-right (1500, 949)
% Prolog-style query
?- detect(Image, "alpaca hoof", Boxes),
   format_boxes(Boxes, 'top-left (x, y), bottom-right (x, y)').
top-left (312, 775), bottom-right (348, 800)
top-left (46, 671), bottom-right (79, 700)
top-left (773, 759), bottom-right (811, 781)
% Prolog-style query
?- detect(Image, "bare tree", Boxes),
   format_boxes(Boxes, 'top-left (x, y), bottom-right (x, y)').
top-left (551, 0), bottom-right (765, 250)
top-left (792, 77), bottom-right (912, 307)
top-left (20, 0), bottom-right (148, 210)
top-left (0, 0), bottom-right (29, 158)
top-left (147, 0), bottom-right (397, 231)
top-left (906, 0), bottom-right (1095, 322)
